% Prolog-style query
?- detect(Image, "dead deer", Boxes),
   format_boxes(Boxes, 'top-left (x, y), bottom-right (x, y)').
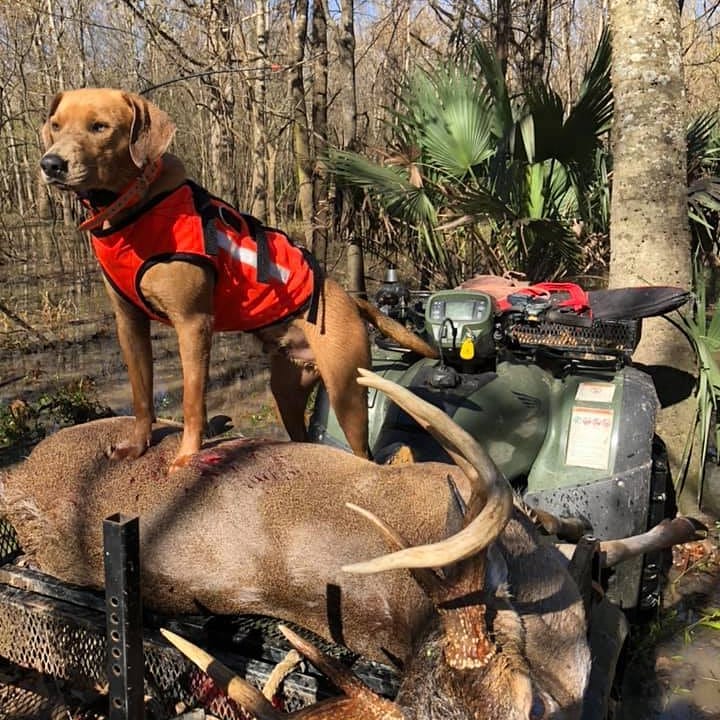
top-left (1, 372), bottom-right (702, 719)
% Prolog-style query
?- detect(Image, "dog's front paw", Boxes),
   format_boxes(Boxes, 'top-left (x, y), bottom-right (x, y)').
top-left (107, 438), bottom-right (148, 462)
top-left (168, 453), bottom-right (194, 473)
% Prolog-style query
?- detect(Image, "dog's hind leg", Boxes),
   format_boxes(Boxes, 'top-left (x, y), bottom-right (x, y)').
top-left (293, 284), bottom-right (371, 457)
top-left (319, 353), bottom-right (370, 458)
top-left (309, 333), bottom-right (370, 457)
top-left (269, 353), bottom-right (318, 442)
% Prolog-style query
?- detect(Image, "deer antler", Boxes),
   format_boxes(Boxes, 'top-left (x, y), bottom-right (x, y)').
top-left (160, 627), bottom-right (404, 720)
top-left (341, 370), bottom-right (515, 669)
top-left (598, 516), bottom-right (707, 567)
top-left (343, 369), bottom-right (513, 573)
top-left (161, 628), bottom-right (281, 720)
top-left (345, 501), bottom-right (498, 669)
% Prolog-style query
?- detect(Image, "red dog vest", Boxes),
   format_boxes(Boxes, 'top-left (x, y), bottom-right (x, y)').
top-left (89, 182), bottom-right (316, 332)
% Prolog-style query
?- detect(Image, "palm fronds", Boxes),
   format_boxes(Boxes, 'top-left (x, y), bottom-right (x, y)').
top-left (328, 30), bottom-right (613, 285)
top-left (686, 111), bottom-right (720, 255)
top-left (672, 263), bottom-right (720, 504)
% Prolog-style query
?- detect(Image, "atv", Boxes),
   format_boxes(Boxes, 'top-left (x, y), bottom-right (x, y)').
top-left (312, 272), bottom-right (691, 613)
top-left (309, 272), bottom-right (692, 718)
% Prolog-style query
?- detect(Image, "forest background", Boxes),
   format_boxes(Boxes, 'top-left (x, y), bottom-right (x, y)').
top-left (3, 6), bottom-right (720, 719)
top-left (1, 0), bottom-right (719, 289)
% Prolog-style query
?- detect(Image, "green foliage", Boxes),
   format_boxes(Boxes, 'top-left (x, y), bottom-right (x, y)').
top-left (672, 264), bottom-right (720, 501)
top-left (686, 110), bottom-right (720, 258)
top-left (329, 30), bottom-right (613, 286)
top-left (407, 68), bottom-right (496, 176)
top-left (330, 27), bottom-right (718, 288)
top-left (683, 608), bottom-right (720, 643)
top-left (0, 377), bottom-right (113, 465)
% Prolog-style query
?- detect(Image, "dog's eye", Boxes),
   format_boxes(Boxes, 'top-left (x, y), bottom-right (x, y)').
top-left (50, 121), bottom-right (60, 132)
top-left (91, 122), bottom-right (108, 133)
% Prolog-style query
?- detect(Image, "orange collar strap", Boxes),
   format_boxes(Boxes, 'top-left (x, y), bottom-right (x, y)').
top-left (78, 157), bottom-right (164, 232)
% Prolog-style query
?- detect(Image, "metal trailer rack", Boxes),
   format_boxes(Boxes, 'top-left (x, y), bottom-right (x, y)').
top-left (0, 516), bottom-right (399, 719)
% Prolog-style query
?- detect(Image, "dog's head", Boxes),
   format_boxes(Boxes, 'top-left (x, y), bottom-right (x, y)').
top-left (40, 88), bottom-right (176, 193)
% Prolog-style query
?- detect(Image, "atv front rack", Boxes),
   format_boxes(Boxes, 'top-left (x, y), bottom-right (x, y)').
top-left (503, 316), bottom-right (641, 360)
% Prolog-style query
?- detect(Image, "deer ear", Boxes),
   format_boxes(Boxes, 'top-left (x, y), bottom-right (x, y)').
top-left (41, 92), bottom-right (64, 149)
top-left (123, 92), bottom-right (176, 168)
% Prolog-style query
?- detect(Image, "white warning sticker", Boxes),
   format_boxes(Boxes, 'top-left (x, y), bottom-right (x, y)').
top-left (565, 406), bottom-right (614, 469)
top-left (575, 381), bottom-right (615, 404)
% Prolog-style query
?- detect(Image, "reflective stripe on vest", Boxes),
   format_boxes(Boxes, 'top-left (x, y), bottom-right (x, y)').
top-left (215, 225), bottom-right (290, 284)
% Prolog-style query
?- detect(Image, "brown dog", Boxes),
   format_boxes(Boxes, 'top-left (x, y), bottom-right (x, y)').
top-left (40, 88), bottom-right (436, 470)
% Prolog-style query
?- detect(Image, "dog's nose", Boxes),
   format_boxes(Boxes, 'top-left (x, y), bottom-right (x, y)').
top-left (40, 153), bottom-right (68, 178)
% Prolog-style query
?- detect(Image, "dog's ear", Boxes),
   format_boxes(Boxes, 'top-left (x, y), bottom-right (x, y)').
top-left (41, 92), bottom-right (64, 149)
top-left (123, 92), bottom-right (176, 168)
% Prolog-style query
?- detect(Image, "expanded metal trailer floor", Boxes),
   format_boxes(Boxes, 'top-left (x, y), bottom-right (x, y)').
top-left (0, 519), bottom-right (399, 718)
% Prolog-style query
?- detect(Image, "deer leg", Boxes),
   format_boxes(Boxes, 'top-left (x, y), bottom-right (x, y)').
top-left (599, 516), bottom-right (706, 568)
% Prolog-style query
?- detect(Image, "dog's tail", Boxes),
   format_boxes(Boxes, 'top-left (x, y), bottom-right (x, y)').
top-left (354, 297), bottom-right (439, 359)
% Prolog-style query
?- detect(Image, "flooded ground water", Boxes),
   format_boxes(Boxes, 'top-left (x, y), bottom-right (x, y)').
top-left (617, 522), bottom-right (720, 720)
top-left (0, 226), bottom-right (719, 719)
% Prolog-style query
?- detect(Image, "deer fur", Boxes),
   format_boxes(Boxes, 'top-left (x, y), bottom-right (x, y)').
top-left (155, 376), bottom-right (702, 720)
top-left (1, 415), bottom-right (471, 664)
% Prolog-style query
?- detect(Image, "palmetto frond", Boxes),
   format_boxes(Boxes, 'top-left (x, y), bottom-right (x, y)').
top-left (330, 149), bottom-right (436, 225)
top-left (522, 85), bottom-right (565, 164)
top-left (557, 29), bottom-right (613, 201)
top-left (398, 68), bottom-right (496, 179)
top-left (471, 41), bottom-right (514, 139)
top-left (523, 161), bottom-right (579, 220)
top-left (687, 111), bottom-right (720, 178)
top-left (329, 147), bottom-right (444, 266)
top-left (686, 112), bottom-right (720, 252)
top-left (513, 219), bottom-right (583, 279)
top-left (564, 28), bottom-right (613, 141)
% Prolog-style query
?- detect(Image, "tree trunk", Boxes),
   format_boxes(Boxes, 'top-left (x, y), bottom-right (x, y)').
top-left (288, 0), bottom-right (315, 249)
top-left (332, 0), bottom-right (364, 293)
top-left (608, 0), bottom-right (697, 510)
top-left (250, 0), bottom-right (269, 220)
top-left (346, 241), bottom-right (366, 298)
top-left (335, 0), bottom-right (357, 150)
top-left (40, 0), bottom-right (72, 224)
top-left (311, 0), bottom-right (329, 268)
top-left (206, 2), bottom-right (237, 204)
top-left (496, 0), bottom-right (511, 79)
top-left (520, 0), bottom-right (549, 89)
top-left (44, 0), bottom-right (66, 88)
top-left (561, 0), bottom-right (574, 102)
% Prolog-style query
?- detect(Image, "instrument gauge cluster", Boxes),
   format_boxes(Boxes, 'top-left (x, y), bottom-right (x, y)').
top-left (425, 291), bottom-right (495, 355)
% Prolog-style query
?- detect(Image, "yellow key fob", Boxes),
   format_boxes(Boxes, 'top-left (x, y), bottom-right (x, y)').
top-left (460, 336), bottom-right (475, 360)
